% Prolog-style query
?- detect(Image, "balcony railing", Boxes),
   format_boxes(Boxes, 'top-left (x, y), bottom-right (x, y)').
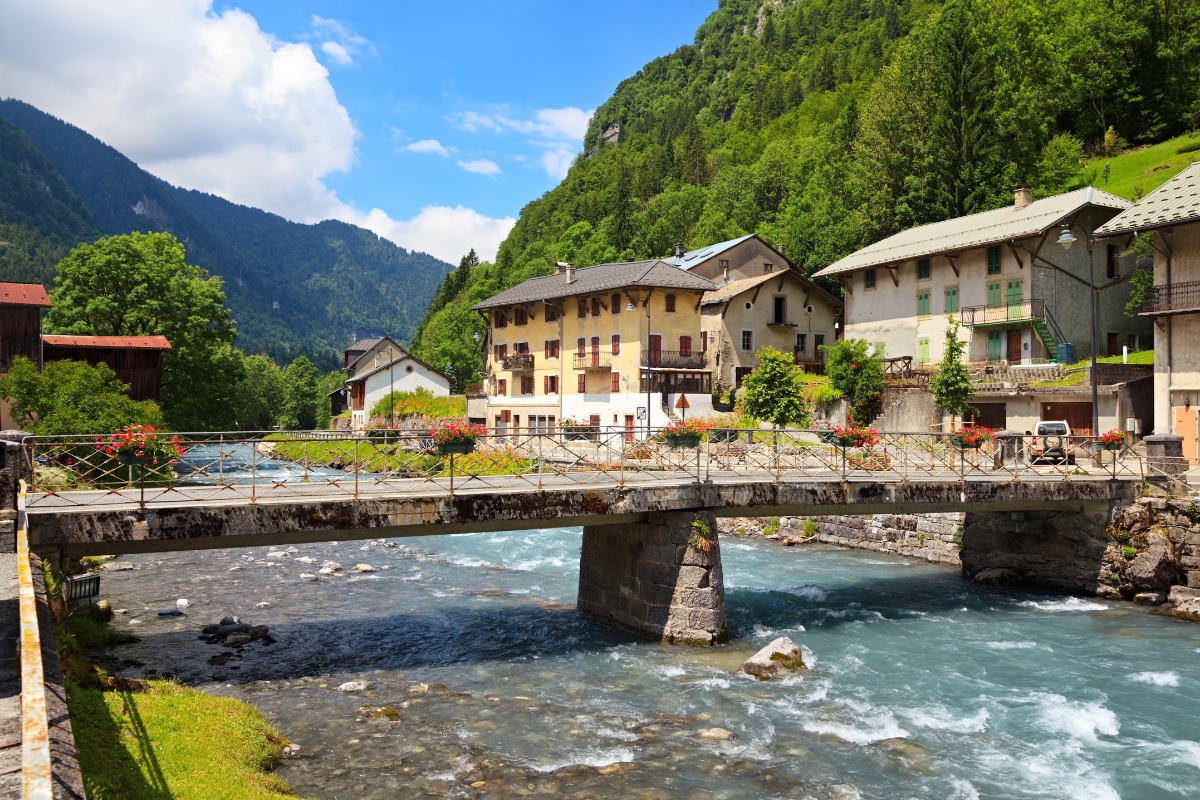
top-left (794, 349), bottom-right (826, 366)
top-left (1141, 280), bottom-right (1200, 315)
top-left (960, 299), bottom-right (1045, 326)
top-left (500, 353), bottom-right (534, 370)
top-left (572, 352), bottom-right (612, 370)
top-left (640, 350), bottom-right (707, 369)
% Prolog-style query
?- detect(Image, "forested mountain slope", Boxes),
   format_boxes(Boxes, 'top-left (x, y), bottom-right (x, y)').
top-left (0, 100), bottom-right (453, 368)
top-left (413, 0), bottom-right (1200, 386)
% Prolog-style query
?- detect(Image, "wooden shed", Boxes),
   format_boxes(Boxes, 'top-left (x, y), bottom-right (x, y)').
top-left (0, 282), bottom-right (51, 372)
top-left (41, 335), bottom-right (172, 402)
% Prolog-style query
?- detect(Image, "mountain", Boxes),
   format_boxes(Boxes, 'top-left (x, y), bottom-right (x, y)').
top-left (0, 99), bottom-right (453, 368)
top-left (410, 0), bottom-right (1200, 387)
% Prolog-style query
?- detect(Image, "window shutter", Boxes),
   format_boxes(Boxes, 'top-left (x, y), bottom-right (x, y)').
top-left (611, 372), bottom-right (620, 393)
top-left (578, 374), bottom-right (586, 393)
top-left (611, 335), bottom-right (620, 355)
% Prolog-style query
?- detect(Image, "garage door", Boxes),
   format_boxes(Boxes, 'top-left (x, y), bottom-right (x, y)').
top-left (1041, 402), bottom-right (1092, 436)
top-left (968, 403), bottom-right (1007, 431)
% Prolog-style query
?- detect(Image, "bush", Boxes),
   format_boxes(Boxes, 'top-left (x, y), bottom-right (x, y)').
top-left (0, 357), bottom-right (163, 435)
top-left (822, 339), bottom-right (883, 426)
top-left (802, 519), bottom-right (817, 536)
top-left (812, 384), bottom-right (843, 407)
top-left (763, 517), bottom-right (781, 536)
top-left (735, 346), bottom-right (811, 428)
top-left (1123, 546), bottom-right (1137, 559)
top-left (370, 388), bottom-right (466, 423)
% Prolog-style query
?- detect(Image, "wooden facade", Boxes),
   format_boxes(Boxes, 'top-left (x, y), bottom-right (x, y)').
top-left (41, 336), bottom-right (171, 402)
top-left (0, 306), bottom-right (42, 373)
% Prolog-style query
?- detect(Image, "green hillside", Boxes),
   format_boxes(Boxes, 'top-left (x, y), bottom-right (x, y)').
top-left (1085, 133), bottom-right (1200, 201)
top-left (414, 0), bottom-right (1200, 386)
top-left (0, 100), bottom-right (453, 368)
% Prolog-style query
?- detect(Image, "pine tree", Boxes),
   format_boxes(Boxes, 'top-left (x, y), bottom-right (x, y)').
top-left (929, 322), bottom-right (976, 429)
top-left (611, 159), bottom-right (634, 252)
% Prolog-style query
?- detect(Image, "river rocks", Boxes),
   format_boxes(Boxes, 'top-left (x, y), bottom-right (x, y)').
top-left (700, 727), bottom-right (735, 741)
top-left (220, 616), bottom-right (241, 625)
top-left (157, 609), bottom-right (184, 617)
top-left (337, 681), bottom-right (368, 692)
top-left (1128, 531), bottom-right (1178, 592)
top-left (296, 557), bottom-right (317, 564)
top-left (225, 634), bottom-right (251, 645)
top-left (317, 567), bottom-right (338, 576)
top-left (254, 602), bottom-right (271, 608)
top-left (176, 599), bottom-right (190, 609)
top-left (322, 561), bottom-right (343, 572)
top-left (738, 637), bottom-right (806, 680)
top-left (353, 564), bottom-right (375, 573)
top-left (217, 623), bottom-right (251, 637)
top-left (360, 705), bottom-right (400, 720)
top-left (266, 551), bottom-right (288, 559)
top-left (973, 568), bottom-right (1023, 587)
top-left (299, 573), bottom-right (318, 581)
top-left (1134, 591), bottom-right (1168, 605)
top-left (101, 561), bottom-right (134, 572)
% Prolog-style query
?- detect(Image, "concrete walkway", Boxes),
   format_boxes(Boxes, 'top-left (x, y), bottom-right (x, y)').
top-left (0, 553), bottom-right (21, 797)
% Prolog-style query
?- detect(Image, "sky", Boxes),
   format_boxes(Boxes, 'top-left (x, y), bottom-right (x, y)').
top-left (0, 0), bottom-right (715, 263)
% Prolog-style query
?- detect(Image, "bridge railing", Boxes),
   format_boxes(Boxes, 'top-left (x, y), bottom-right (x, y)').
top-left (16, 428), bottom-right (1145, 510)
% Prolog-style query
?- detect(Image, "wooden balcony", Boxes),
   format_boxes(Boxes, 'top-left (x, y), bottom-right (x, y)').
top-left (500, 353), bottom-right (534, 371)
top-left (960, 299), bottom-right (1045, 326)
top-left (1141, 280), bottom-right (1200, 316)
top-left (794, 349), bottom-right (826, 366)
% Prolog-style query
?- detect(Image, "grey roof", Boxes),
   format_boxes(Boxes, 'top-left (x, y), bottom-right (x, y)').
top-left (346, 353), bottom-right (449, 384)
top-left (662, 234), bottom-right (757, 269)
top-left (1095, 162), bottom-right (1200, 237)
top-left (346, 336), bottom-right (382, 353)
top-left (700, 269), bottom-right (842, 308)
top-left (470, 260), bottom-right (716, 310)
top-left (813, 188), bottom-right (1131, 278)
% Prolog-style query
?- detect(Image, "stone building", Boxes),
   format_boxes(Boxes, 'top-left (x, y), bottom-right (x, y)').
top-left (664, 234), bottom-right (842, 389)
top-left (471, 260), bottom-right (716, 435)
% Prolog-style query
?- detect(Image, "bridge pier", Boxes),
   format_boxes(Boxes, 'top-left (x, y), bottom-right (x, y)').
top-left (578, 509), bottom-right (727, 646)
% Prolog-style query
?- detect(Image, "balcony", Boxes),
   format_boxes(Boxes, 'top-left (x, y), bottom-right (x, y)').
top-left (572, 352), bottom-right (612, 370)
top-left (1141, 280), bottom-right (1200, 316)
top-left (500, 353), bottom-right (534, 371)
top-left (960, 299), bottom-right (1045, 326)
top-left (794, 349), bottom-right (826, 366)
top-left (640, 350), bottom-right (707, 369)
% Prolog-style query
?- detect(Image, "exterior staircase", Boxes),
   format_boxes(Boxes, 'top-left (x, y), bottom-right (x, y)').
top-left (1032, 308), bottom-right (1067, 361)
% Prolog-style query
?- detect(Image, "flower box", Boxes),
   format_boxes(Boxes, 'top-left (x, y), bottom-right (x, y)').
top-left (709, 429), bottom-right (740, 443)
top-left (664, 433), bottom-right (701, 448)
top-left (563, 431), bottom-right (592, 441)
top-left (436, 441), bottom-right (475, 455)
top-left (117, 450), bottom-right (157, 466)
top-left (1095, 441), bottom-right (1123, 451)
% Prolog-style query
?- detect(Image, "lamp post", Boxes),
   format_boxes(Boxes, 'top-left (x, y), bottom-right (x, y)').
top-left (1056, 214), bottom-right (1100, 437)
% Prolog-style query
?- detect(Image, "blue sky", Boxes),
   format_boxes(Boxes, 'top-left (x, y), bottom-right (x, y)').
top-left (1, 1), bottom-right (715, 262)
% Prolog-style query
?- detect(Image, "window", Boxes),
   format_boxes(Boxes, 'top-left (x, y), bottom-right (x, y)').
top-left (702, 333), bottom-right (708, 353)
top-left (543, 375), bottom-right (559, 394)
top-left (520, 376), bottom-right (534, 395)
top-left (545, 304), bottom-right (559, 322)
top-left (734, 367), bottom-right (754, 387)
top-left (773, 296), bottom-right (786, 324)
top-left (591, 297), bottom-right (601, 317)
top-left (917, 258), bottom-right (930, 280)
top-left (764, 263), bottom-right (774, 273)
top-left (918, 336), bottom-right (930, 363)
top-left (679, 336), bottom-right (692, 356)
top-left (814, 334), bottom-right (825, 351)
top-left (917, 290), bottom-right (931, 318)
top-left (873, 341), bottom-right (885, 359)
top-left (494, 344), bottom-right (507, 361)
top-left (545, 339), bottom-right (559, 358)
top-left (987, 245), bottom-right (1001, 275)
top-left (611, 335), bottom-right (620, 355)
top-left (987, 281), bottom-right (1001, 308)
top-left (741, 330), bottom-right (754, 351)
top-left (796, 333), bottom-right (807, 353)
top-left (612, 293), bottom-right (622, 314)
top-left (514, 307), bottom-right (528, 326)
top-left (611, 372), bottom-right (621, 393)
top-left (944, 286), bottom-right (959, 315)
top-left (577, 337), bottom-right (585, 356)
top-left (514, 341), bottom-right (529, 354)
top-left (577, 299), bottom-right (587, 318)
top-left (664, 294), bottom-right (676, 312)
top-left (577, 373), bottom-right (586, 393)
top-left (495, 310), bottom-right (508, 328)
top-left (1107, 244), bottom-right (1118, 279)
top-left (648, 335), bottom-right (662, 363)
top-left (496, 378), bottom-right (507, 396)
top-left (865, 269), bottom-right (876, 289)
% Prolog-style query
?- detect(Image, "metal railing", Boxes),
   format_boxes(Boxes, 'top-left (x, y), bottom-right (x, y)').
top-left (961, 298), bottom-right (1046, 326)
top-left (794, 349), bottom-right (826, 366)
top-left (572, 353), bottom-right (613, 370)
top-left (500, 353), bottom-right (535, 370)
top-left (1141, 280), bottom-right (1200, 315)
top-left (16, 481), bottom-right (53, 798)
top-left (17, 429), bottom-right (1145, 512)
top-left (640, 350), bottom-right (707, 368)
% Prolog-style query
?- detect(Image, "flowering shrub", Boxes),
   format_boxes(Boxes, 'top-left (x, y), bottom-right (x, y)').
top-left (831, 424), bottom-right (880, 448)
top-left (950, 426), bottom-right (995, 448)
top-left (1097, 429), bottom-right (1127, 446)
top-left (665, 418), bottom-right (715, 437)
top-left (94, 424), bottom-right (183, 464)
top-left (558, 418), bottom-right (595, 432)
top-left (430, 422), bottom-right (486, 444)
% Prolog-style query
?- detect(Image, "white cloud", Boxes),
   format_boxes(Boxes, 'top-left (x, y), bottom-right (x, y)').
top-left (0, 0), bottom-right (513, 265)
top-left (457, 158), bottom-right (501, 176)
top-left (448, 105), bottom-right (592, 178)
top-left (406, 138), bottom-right (452, 157)
top-left (321, 41), bottom-right (352, 65)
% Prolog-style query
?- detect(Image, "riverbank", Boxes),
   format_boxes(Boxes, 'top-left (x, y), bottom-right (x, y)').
top-left (46, 564), bottom-right (300, 799)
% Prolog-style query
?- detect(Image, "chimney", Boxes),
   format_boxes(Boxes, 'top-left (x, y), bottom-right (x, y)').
top-left (779, 242), bottom-right (787, 256)
top-left (555, 261), bottom-right (569, 275)
top-left (566, 264), bottom-right (575, 283)
top-left (1013, 185), bottom-right (1033, 208)
top-left (674, 243), bottom-right (685, 258)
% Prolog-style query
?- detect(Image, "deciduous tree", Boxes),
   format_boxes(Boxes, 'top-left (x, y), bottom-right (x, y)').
top-left (736, 346), bottom-right (811, 428)
top-left (0, 357), bottom-right (162, 435)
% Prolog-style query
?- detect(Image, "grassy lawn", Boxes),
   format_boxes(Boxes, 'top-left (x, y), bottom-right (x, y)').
top-left (47, 568), bottom-right (300, 800)
top-left (1085, 133), bottom-right (1200, 200)
top-left (369, 389), bottom-right (465, 421)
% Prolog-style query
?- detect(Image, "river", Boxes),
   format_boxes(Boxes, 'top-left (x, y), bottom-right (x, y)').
top-left (94, 526), bottom-right (1200, 799)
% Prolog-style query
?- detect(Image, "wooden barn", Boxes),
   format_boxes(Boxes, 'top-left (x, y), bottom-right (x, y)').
top-left (41, 335), bottom-right (172, 402)
top-left (0, 282), bottom-right (51, 372)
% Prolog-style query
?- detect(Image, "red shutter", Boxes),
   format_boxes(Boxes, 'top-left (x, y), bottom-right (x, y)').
top-left (578, 374), bottom-right (586, 393)
top-left (611, 335), bottom-right (620, 355)
top-left (543, 375), bottom-right (548, 393)
top-left (680, 336), bottom-right (691, 357)
top-left (611, 372), bottom-right (620, 393)
top-left (577, 338), bottom-right (585, 355)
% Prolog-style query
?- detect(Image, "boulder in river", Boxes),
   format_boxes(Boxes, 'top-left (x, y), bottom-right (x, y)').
top-left (737, 637), bottom-right (806, 680)
top-left (254, 602), bottom-right (271, 609)
top-left (101, 562), bottom-right (134, 572)
top-left (299, 573), bottom-right (318, 581)
top-left (220, 616), bottom-right (241, 625)
top-left (360, 705), bottom-right (400, 720)
top-left (972, 568), bottom-right (1023, 587)
top-left (225, 634), bottom-right (251, 646)
top-left (354, 564), bottom-right (375, 573)
top-left (337, 681), bottom-right (368, 692)
top-left (1128, 531), bottom-right (1178, 592)
top-left (700, 727), bottom-right (735, 740)
top-left (217, 623), bottom-right (251, 637)
top-left (157, 609), bottom-right (184, 617)
top-left (321, 561), bottom-right (343, 572)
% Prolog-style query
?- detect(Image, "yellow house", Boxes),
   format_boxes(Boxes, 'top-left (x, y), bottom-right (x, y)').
top-left (471, 260), bottom-right (716, 435)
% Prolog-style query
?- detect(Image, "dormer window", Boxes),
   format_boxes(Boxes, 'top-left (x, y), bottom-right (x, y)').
top-left (764, 263), bottom-right (773, 273)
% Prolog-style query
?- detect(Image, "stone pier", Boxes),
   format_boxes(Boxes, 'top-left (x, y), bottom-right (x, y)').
top-left (578, 509), bottom-right (727, 645)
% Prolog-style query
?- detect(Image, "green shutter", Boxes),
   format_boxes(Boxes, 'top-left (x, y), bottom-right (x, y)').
top-left (917, 337), bottom-right (930, 363)
top-left (873, 341), bottom-right (885, 359)
top-left (917, 291), bottom-right (931, 317)
top-left (944, 287), bottom-right (959, 314)
top-left (987, 281), bottom-right (1001, 308)
top-left (987, 330), bottom-right (1002, 360)
top-left (987, 246), bottom-right (1001, 275)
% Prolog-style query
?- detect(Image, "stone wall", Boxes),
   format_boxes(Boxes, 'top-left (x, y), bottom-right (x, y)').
top-left (578, 510), bottom-right (727, 646)
top-left (718, 513), bottom-right (964, 566)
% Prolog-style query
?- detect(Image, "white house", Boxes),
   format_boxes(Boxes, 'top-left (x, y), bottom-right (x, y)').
top-left (342, 335), bottom-right (450, 431)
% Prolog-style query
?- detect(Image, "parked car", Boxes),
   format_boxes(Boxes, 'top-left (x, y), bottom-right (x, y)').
top-left (1027, 421), bottom-right (1074, 464)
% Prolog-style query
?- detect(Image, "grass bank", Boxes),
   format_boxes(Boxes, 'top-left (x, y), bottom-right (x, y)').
top-left (45, 566), bottom-right (300, 799)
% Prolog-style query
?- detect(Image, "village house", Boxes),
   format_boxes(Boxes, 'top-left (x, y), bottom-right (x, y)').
top-left (1096, 162), bottom-right (1200, 451)
top-left (471, 260), bottom-right (716, 436)
top-left (339, 335), bottom-right (451, 432)
top-left (0, 282), bottom-right (50, 429)
top-left (664, 234), bottom-right (842, 389)
top-left (813, 187), bottom-right (1151, 368)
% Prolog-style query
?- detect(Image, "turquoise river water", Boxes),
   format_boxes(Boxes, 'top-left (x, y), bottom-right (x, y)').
top-left (95, 527), bottom-right (1200, 799)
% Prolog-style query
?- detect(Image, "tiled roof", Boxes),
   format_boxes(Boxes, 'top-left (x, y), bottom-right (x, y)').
top-left (470, 260), bottom-right (716, 310)
top-left (345, 353), bottom-right (449, 383)
top-left (42, 335), bottom-right (172, 349)
top-left (813, 188), bottom-right (1130, 278)
top-left (346, 336), bottom-right (382, 353)
top-left (661, 234), bottom-right (758, 269)
top-left (1095, 162), bottom-right (1200, 236)
top-left (0, 282), bottom-right (51, 307)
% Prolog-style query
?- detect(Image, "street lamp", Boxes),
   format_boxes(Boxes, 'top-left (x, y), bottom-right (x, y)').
top-left (1058, 215), bottom-right (1099, 437)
